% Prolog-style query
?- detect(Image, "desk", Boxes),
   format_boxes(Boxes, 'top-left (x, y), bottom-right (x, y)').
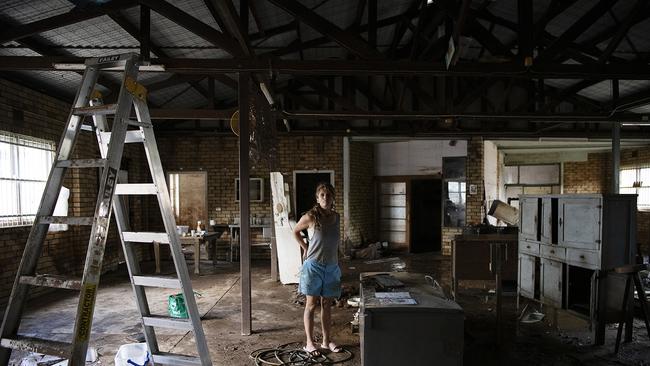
top-left (154, 232), bottom-right (219, 275)
top-left (228, 224), bottom-right (272, 262)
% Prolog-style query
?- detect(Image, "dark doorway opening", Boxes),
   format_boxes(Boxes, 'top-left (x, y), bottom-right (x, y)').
top-left (410, 179), bottom-right (442, 253)
top-left (294, 171), bottom-right (334, 218)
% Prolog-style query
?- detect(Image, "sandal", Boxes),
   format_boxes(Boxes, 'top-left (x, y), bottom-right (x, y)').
top-left (320, 342), bottom-right (342, 353)
top-left (302, 346), bottom-right (321, 357)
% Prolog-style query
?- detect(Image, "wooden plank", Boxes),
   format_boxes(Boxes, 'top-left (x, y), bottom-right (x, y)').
top-left (270, 172), bottom-right (302, 284)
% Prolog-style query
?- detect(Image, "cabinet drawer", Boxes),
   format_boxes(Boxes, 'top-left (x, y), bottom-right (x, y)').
top-left (541, 245), bottom-right (566, 262)
top-left (566, 248), bottom-right (600, 269)
top-left (519, 241), bottom-right (540, 256)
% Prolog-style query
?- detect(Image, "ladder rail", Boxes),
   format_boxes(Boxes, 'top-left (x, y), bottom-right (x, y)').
top-left (68, 57), bottom-right (140, 364)
top-left (0, 65), bottom-right (101, 365)
top-left (134, 98), bottom-right (212, 365)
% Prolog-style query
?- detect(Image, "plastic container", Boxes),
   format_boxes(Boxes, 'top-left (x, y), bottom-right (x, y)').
top-left (114, 343), bottom-right (152, 366)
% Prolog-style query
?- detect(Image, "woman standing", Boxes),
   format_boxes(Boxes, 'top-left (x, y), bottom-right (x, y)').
top-left (293, 182), bottom-right (342, 356)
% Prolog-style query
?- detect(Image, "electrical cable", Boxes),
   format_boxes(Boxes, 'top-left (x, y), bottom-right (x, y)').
top-left (249, 341), bottom-right (353, 366)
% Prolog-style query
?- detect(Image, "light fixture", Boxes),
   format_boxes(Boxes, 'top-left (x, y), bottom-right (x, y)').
top-left (53, 63), bottom-right (166, 72)
top-left (259, 82), bottom-right (275, 106)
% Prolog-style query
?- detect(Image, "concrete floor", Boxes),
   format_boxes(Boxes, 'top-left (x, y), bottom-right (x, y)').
top-left (6, 252), bottom-right (650, 365)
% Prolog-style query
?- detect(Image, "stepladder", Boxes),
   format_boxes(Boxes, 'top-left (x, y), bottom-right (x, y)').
top-left (0, 53), bottom-right (212, 366)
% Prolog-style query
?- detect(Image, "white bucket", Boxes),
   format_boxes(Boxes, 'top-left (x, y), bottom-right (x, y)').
top-left (114, 343), bottom-right (152, 366)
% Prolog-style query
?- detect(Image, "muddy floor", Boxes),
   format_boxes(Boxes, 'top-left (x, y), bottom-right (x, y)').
top-left (6, 253), bottom-right (650, 365)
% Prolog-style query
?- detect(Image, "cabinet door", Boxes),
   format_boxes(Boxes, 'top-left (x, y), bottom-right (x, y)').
top-left (559, 197), bottom-right (601, 250)
top-left (541, 258), bottom-right (563, 307)
top-left (519, 197), bottom-right (539, 241)
top-left (519, 253), bottom-right (535, 299)
top-left (540, 197), bottom-right (552, 244)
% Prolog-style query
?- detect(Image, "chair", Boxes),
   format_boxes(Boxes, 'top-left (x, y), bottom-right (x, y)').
top-left (613, 263), bottom-right (650, 353)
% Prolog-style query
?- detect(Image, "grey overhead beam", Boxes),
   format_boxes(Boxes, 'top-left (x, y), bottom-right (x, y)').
top-left (0, 0), bottom-right (138, 45)
top-left (267, 0), bottom-right (382, 59)
top-left (137, 0), bottom-right (242, 57)
top-left (7, 57), bottom-right (650, 79)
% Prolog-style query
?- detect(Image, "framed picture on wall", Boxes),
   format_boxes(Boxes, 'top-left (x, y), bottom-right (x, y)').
top-left (236, 178), bottom-right (264, 202)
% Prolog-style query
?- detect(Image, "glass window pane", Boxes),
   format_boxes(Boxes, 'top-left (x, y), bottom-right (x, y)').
top-left (18, 146), bottom-right (52, 181)
top-left (0, 180), bottom-right (19, 216)
top-left (620, 169), bottom-right (636, 187)
top-left (0, 142), bottom-right (14, 178)
top-left (504, 166), bottom-right (518, 184)
top-left (460, 182), bottom-right (466, 192)
top-left (620, 187), bottom-right (636, 195)
top-left (447, 181), bottom-right (459, 193)
top-left (640, 168), bottom-right (650, 187)
top-left (19, 181), bottom-right (45, 216)
top-left (638, 188), bottom-right (650, 207)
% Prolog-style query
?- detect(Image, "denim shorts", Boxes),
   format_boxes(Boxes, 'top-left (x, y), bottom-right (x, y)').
top-left (299, 259), bottom-right (341, 298)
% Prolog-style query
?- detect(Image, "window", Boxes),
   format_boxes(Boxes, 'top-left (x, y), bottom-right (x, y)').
top-left (0, 132), bottom-right (55, 227)
top-left (235, 178), bottom-right (264, 202)
top-left (620, 167), bottom-right (650, 210)
top-left (504, 164), bottom-right (561, 209)
top-left (443, 157), bottom-right (466, 227)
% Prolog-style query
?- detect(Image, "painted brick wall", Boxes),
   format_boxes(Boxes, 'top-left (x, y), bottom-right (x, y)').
top-left (0, 78), bottom-right (149, 309)
top-left (563, 150), bottom-right (650, 256)
top-left (155, 135), bottom-right (344, 260)
top-left (347, 142), bottom-right (375, 251)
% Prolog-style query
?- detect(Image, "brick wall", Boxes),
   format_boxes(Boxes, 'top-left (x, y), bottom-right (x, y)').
top-left (0, 78), bottom-right (149, 309)
top-left (347, 142), bottom-right (375, 251)
top-left (563, 149), bottom-right (650, 255)
top-left (466, 137), bottom-right (485, 225)
top-left (155, 135), bottom-right (344, 260)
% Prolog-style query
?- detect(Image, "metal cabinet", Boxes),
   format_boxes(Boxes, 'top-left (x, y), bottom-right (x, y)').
top-left (517, 194), bottom-right (637, 345)
top-left (559, 197), bottom-right (602, 250)
top-left (519, 197), bottom-right (539, 241)
top-left (541, 258), bottom-right (563, 307)
top-left (518, 254), bottom-right (536, 299)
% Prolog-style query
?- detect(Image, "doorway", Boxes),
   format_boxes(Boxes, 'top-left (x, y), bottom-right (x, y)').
top-left (294, 171), bottom-right (334, 217)
top-left (410, 179), bottom-right (442, 253)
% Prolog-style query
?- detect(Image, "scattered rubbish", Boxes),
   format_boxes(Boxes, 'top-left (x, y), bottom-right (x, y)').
top-left (520, 311), bottom-right (545, 324)
top-left (390, 261), bottom-right (407, 271)
top-left (351, 309), bottom-right (360, 333)
top-left (115, 343), bottom-right (152, 366)
top-left (351, 242), bottom-right (382, 260)
top-left (347, 296), bottom-right (360, 307)
top-left (348, 266), bottom-right (356, 270)
top-left (364, 257), bottom-right (400, 265)
top-left (19, 347), bottom-right (97, 365)
top-left (168, 293), bottom-right (188, 318)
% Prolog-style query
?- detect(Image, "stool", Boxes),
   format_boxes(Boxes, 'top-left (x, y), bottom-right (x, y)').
top-left (613, 264), bottom-right (650, 353)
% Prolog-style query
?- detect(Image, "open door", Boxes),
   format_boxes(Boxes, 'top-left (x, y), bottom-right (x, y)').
top-left (410, 179), bottom-right (442, 253)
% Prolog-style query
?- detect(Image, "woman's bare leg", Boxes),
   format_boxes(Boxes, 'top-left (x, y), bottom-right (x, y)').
top-left (320, 297), bottom-right (333, 347)
top-left (304, 295), bottom-right (318, 350)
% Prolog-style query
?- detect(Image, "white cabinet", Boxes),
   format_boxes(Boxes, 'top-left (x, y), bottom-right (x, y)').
top-left (559, 197), bottom-right (602, 250)
top-left (518, 254), bottom-right (536, 299)
top-left (541, 259), bottom-right (563, 308)
top-left (519, 196), bottom-right (539, 241)
top-left (517, 194), bottom-right (637, 345)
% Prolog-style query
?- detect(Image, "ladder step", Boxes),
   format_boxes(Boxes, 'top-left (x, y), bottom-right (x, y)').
top-left (142, 315), bottom-right (193, 331)
top-left (99, 130), bottom-right (145, 144)
top-left (132, 275), bottom-right (181, 289)
top-left (37, 216), bottom-right (94, 225)
top-left (114, 183), bottom-right (158, 195)
top-left (123, 232), bottom-right (170, 244)
top-left (152, 352), bottom-right (202, 366)
top-left (20, 275), bottom-right (82, 290)
top-left (127, 119), bottom-right (153, 128)
top-left (81, 124), bottom-right (94, 131)
top-left (0, 336), bottom-right (71, 358)
top-left (56, 158), bottom-right (107, 168)
top-left (73, 104), bottom-right (117, 116)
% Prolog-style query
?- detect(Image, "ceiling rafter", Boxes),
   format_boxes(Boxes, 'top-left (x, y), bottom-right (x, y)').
top-left (597, 0), bottom-right (647, 64)
top-left (267, 0), bottom-right (382, 59)
top-left (537, 0), bottom-right (619, 63)
top-left (206, 0), bottom-right (253, 56)
top-left (0, 0), bottom-right (138, 45)
top-left (137, 0), bottom-right (242, 57)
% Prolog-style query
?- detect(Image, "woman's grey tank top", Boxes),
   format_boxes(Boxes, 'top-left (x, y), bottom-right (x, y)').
top-left (305, 213), bottom-right (340, 265)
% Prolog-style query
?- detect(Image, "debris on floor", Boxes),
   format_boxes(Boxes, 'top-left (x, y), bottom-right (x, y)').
top-left (249, 341), bottom-right (353, 366)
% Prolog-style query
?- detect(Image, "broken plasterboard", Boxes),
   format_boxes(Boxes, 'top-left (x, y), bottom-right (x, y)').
top-left (270, 172), bottom-right (302, 284)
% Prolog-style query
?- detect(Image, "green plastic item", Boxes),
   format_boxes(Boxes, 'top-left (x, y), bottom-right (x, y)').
top-left (168, 293), bottom-right (188, 319)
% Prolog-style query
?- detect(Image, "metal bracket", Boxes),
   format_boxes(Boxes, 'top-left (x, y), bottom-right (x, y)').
top-left (125, 76), bottom-right (147, 101)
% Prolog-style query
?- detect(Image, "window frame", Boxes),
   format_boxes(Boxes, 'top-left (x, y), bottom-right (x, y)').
top-left (0, 132), bottom-right (55, 228)
top-left (619, 167), bottom-right (650, 211)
